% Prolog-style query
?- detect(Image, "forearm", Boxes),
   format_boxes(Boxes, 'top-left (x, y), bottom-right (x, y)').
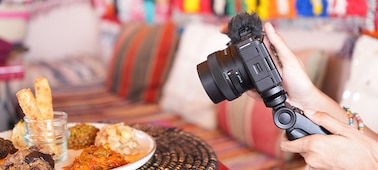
top-left (306, 87), bottom-right (378, 140)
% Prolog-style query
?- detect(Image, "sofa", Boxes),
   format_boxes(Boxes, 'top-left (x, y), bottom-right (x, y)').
top-left (7, 1), bottom-right (355, 169)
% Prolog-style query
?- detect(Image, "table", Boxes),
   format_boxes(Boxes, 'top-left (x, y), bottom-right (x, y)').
top-left (130, 124), bottom-right (229, 170)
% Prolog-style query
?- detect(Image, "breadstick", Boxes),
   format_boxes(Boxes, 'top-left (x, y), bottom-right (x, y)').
top-left (34, 77), bottom-right (54, 120)
top-left (16, 88), bottom-right (41, 120)
top-left (33, 77), bottom-right (59, 155)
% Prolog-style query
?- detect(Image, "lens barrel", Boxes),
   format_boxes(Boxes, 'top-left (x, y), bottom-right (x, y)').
top-left (197, 46), bottom-right (252, 103)
top-left (197, 60), bottom-right (225, 103)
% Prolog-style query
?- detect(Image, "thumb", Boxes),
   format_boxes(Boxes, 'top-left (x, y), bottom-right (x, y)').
top-left (303, 109), bottom-right (350, 135)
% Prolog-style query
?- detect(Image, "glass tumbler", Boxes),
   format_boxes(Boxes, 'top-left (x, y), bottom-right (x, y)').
top-left (24, 111), bottom-right (70, 162)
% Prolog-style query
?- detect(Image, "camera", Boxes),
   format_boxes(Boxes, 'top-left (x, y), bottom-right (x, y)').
top-left (196, 12), bottom-right (330, 140)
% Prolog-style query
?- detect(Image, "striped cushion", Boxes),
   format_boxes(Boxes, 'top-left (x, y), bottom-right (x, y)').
top-left (218, 94), bottom-right (294, 160)
top-left (106, 22), bottom-right (178, 103)
top-left (24, 55), bottom-right (107, 88)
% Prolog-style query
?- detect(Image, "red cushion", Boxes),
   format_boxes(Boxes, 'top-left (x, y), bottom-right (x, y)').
top-left (106, 22), bottom-right (178, 103)
top-left (217, 94), bottom-right (293, 160)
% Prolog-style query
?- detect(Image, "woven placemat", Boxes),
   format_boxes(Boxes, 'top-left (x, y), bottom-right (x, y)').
top-left (130, 124), bottom-right (218, 170)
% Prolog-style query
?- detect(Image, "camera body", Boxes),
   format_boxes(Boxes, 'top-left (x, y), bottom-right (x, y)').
top-left (197, 35), bottom-right (286, 107)
top-left (197, 12), bottom-right (330, 140)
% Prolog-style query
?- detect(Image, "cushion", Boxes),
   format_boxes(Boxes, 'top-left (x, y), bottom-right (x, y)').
top-left (0, 4), bottom-right (29, 43)
top-left (340, 35), bottom-right (378, 133)
top-left (159, 22), bottom-right (230, 130)
top-left (217, 49), bottom-right (329, 159)
top-left (22, 54), bottom-right (107, 88)
top-left (218, 94), bottom-right (293, 160)
top-left (23, 0), bottom-right (101, 62)
top-left (106, 21), bottom-right (178, 103)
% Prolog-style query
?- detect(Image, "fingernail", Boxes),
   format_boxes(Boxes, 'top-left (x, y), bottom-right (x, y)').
top-left (265, 22), bottom-right (275, 32)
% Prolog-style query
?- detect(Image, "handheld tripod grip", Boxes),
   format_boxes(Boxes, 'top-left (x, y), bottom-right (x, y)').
top-left (273, 103), bottom-right (331, 140)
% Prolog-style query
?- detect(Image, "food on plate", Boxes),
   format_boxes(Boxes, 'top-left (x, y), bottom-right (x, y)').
top-left (1, 145), bottom-right (54, 170)
top-left (10, 120), bottom-right (27, 149)
top-left (68, 123), bottom-right (99, 150)
top-left (0, 137), bottom-right (18, 159)
top-left (15, 77), bottom-right (59, 156)
top-left (63, 144), bottom-right (129, 170)
top-left (95, 123), bottom-right (142, 162)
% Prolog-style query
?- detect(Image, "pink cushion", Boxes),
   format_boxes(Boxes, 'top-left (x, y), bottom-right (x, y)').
top-left (217, 94), bottom-right (294, 160)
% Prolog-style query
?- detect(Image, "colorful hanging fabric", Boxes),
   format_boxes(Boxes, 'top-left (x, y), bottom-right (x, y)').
top-left (184, 0), bottom-right (200, 13)
top-left (275, 0), bottom-right (296, 18)
top-left (312, 0), bottom-right (328, 17)
top-left (244, 0), bottom-right (257, 13)
top-left (268, 1), bottom-right (280, 19)
top-left (240, 0), bottom-right (247, 11)
top-left (256, 0), bottom-right (270, 19)
top-left (296, 0), bottom-right (314, 16)
top-left (234, 0), bottom-right (242, 13)
top-left (173, 0), bottom-right (184, 12)
top-left (364, 0), bottom-right (376, 32)
top-left (200, 0), bottom-right (212, 14)
top-left (144, 0), bottom-right (155, 23)
top-left (311, 0), bottom-right (322, 16)
top-left (376, 2), bottom-right (378, 31)
top-left (226, 0), bottom-right (236, 15)
top-left (346, 0), bottom-right (367, 17)
top-left (328, 0), bottom-right (347, 17)
top-left (229, 0), bottom-right (243, 15)
top-left (213, 0), bottom-right (227, 16)
top-left (116, 0), bottom-right (145, 22)
top-left (276, 0), bottom-right (289, 17)
top-left (155, 0), bottom-right (172, 23)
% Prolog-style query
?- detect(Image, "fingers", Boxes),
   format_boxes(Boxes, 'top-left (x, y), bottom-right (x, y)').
top-left (281, 110), bottom-right (349, 153)
top-left (263, 22), bottom-right (301, 68)
top-left (220, 24), bottom-right (228, 34)
top-left (303, 110), bottom-right (350, 135)
top-left (280, 132), bottom-right (315, 153)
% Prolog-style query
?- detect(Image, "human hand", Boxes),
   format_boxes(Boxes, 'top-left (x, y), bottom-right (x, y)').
top-left (262, 22), bottom-right (317, 108)
top-left (280, 110), bottom-right (378, 169)
top-left (221, 22), bottom-right (319, 108)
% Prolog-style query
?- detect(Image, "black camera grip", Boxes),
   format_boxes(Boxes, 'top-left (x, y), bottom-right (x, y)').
top-left (286, 111), bottom-right (331, 140)
top-left (273, 104), bottom-right (331, 140)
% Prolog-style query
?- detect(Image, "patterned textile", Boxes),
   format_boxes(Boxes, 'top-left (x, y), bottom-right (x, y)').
top-left (218, 94), bottom-right (293, 160)
top-left (106, 21), bottom-right (178, 103)
top-left (28, 0), bottom-right (90, 17)
top-left (23, 55), bottom-right (107, 88)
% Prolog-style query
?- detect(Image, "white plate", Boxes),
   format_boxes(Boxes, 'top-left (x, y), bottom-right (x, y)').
top-left (0, 123), bottom-right (156, 170)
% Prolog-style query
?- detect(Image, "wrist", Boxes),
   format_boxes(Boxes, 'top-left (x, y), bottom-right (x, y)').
top-left (302, 85), bottom-right (323, 108)
top-left (289, 84), bottom-right (321, 109)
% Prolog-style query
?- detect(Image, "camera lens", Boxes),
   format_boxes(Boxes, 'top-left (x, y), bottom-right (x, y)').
top-left (197, 46), bottom-right (252, 103)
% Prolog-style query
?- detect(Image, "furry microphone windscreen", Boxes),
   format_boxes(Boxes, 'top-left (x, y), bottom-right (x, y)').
top-left (226, 12), bottom-right (264, 44)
